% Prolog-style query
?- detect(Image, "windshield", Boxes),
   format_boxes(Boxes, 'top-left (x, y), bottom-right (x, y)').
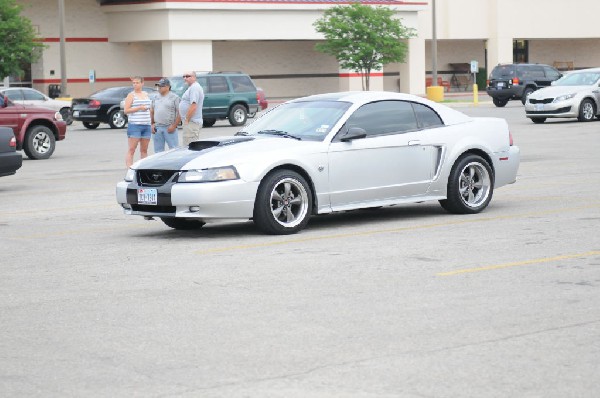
top-left (555, 72), bottom-right (600, 86)
top-left (490, 65), bottom-right (515, 79)
top-left (240, 100), bottom-right (351, 141)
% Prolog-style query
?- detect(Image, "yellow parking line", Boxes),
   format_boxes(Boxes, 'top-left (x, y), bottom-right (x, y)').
top-left (437, 251), bottom-right (600, 276)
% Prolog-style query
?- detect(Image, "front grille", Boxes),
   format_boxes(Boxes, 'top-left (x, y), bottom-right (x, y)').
top-left (131, 204), bottom-right (175, 213)
top-left (527, 106), bottom-right (571, 115)
top-left (529, 98), bottom-right (554, 104)
top-left (137, 170), bottom-right (178, 186)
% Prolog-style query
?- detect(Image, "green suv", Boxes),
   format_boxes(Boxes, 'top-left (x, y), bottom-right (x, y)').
top-left (170, 72), bottom-right (260, 127)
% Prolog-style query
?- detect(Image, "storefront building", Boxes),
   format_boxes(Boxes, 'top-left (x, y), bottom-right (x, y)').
top-left (7, 0), bottom-right (600, 99)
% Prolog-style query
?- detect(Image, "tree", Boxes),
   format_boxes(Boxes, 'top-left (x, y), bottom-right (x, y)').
top-left (314, 3), bottom-right (416, 91)
top-left (0, 0), bottom-right (45, 81)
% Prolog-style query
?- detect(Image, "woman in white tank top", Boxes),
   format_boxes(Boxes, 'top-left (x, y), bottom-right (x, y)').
top-left (124, 76), bottom-right (152, 168)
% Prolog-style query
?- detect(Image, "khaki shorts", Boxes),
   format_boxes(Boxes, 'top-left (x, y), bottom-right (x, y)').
top-left (182, 121), bottom-right (202, 145)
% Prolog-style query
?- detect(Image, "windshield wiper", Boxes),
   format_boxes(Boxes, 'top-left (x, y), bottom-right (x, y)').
top-left (235, 131), bottom-right (249, 136)
top-left (257, 130), bottom-right (302, 140)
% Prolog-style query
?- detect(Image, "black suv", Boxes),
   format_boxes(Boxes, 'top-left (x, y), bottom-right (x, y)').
top-left (169, 72), bottom-right (260, 127)
top-left (486, 63), bottom-right (562, 107)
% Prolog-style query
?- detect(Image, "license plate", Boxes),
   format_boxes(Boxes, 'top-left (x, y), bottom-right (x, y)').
top-left (137, 188), bottom-right (157, 205)
top-left (73, 111), bottom-right (79, 117)
top-left (497, 82), bottom-right (505, 88)
top-left (534, 104), bottom-right (544, 111)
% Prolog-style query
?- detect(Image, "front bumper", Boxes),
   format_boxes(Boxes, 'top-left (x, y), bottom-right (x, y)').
top-left (116, 179), bottom-right (260, 220)
top-left (525, 100), bottom-right (577, 118)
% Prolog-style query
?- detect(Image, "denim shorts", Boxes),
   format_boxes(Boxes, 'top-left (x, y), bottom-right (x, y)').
top-left (127, 123), bottom-right (151, 139)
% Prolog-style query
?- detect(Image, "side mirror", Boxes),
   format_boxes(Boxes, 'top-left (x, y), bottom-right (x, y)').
top-left (340, 127), bottom-right (367, 142)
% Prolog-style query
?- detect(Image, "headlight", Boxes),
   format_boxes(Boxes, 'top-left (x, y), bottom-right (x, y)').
top-left (553, 93), bottom-right (576, 103)
top-left (178, 166), bottom-right (239, 183)
top-left (54, 111), bottom-right (63, 121)
top-left (124, 168), bottom-right (136, 182)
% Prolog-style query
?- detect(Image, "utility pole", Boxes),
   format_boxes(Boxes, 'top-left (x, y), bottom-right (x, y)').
top-left (431, 0), bottom-right (438, 85)
top-left (58, 0), bottom-right (67, 96)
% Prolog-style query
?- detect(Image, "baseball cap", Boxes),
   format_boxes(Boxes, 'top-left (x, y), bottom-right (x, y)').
top-left (155, 78), bottom-right (170, 87)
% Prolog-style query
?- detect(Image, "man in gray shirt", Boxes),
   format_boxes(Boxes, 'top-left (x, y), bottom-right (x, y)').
top-left (179, 71), bottom-right (205, 145)
top-left (150, 78), bottom-right (181, 152)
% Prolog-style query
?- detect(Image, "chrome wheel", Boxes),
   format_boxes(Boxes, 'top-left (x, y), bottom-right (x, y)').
top-left (578, 99), bottom-right (595, 122)
top-left (458, 161), bottom-right (492, 208)
top-left (270, 178), bottom-right (309, 228)
top-left (254, 170), bottom-right (313, 234)
top-left (228, 104), bottom-right (247, 126)
top-left (109, 110), bottom-right (127, 129)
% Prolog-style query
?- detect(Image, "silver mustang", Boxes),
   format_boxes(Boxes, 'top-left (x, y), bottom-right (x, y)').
top-left (525, 67), bottom-right (600, 123)
top-left (116, 91), bottom-right (520, 234)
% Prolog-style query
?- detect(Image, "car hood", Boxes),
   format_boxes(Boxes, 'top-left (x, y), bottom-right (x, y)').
top-left (4, 103), bottom-right (57, 114)
top-left (133, 135), bottom-right (324, 171)
top-left (529, 85), bottom-right (591, 99)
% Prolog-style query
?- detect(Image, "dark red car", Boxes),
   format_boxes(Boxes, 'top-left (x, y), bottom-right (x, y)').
top-left (0, 93), bottom-right (67, 159)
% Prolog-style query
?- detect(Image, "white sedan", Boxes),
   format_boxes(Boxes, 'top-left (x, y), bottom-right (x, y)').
top-left (116, 91), bottom-right (520, 234)
top-left (0, 87), bottom-right (73, 125)
top-left (525, 67), bottom-right (600, 123)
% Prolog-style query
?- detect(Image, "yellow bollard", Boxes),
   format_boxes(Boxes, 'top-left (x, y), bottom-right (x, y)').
top-left (426, 86), bottom-right (444, 102)
top-left (473, 83), bottom-right (478, 105)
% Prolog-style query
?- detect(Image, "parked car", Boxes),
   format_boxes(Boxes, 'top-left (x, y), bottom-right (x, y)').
top-left (169, 71), bottom-right (262, 127)
top-left (116, 91), bottom-right (520, 235)
top-left (72, 86), bottom-right (156, 129)
top-left (486, 63), bottom-right (562, 107)
top-left (0, 87), bottom-right (73, 125)
top-left (248, 87), bottom-right (268, 118)
top-left (524, 67), bottom-right (600, 123)
top-left (0, 93), bottom-right (67, 159)
top-left (0, 126), bottom-right (22, 177)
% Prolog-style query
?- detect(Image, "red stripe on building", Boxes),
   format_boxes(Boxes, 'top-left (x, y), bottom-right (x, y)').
top-left (42, 38), bottom-right (109, 43)
top-left (339, 72), bottom-right (385, 78)
top-left (33, 77), bottom-right (163, 84)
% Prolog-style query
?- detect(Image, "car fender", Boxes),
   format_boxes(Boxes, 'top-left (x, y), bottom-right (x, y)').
top-left (15, 115), bottom-right (60, 148)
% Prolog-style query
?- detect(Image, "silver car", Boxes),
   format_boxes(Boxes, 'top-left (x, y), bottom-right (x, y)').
top-left (116, 91), bottom-right (520, 235)
top-left (0, 87), bottom-right (73, 125)
top-left (525, 67), bottom-right (600, 123)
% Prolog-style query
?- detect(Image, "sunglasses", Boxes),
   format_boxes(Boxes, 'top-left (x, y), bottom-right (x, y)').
top-left (182, 74), bottom-right (192, 78)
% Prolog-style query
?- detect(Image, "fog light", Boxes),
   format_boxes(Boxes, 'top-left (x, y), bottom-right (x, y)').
top-left (122, 204), bottom-right (132, 210)
top-left (189, 206), bottom-right (200, 212)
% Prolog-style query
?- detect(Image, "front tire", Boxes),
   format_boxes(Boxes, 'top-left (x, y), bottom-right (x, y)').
top-left (228, 104), bottom-right (247, 126)
top-left (492, 97), bottom-right (509, 107)
top-left (521, 87), bottom-right (535, 104)
top-left (109, 110), bottom-right (127, 129)
top-left (161, 218), bottom-right (205, 230)
top-left (203, 118), bottom-right (216, 127)
top-left (253, 170), bottom-right (312, 235)
top-left (531, 117), bottom-right (546, 124)
top-left (577, 99), bottom-right (596, 122)
top-left (439, 154), bottom-right (494, 214)
top-left (83, 122), bottom-right (100, 129)
top-left (23, 125), bottom-right (56, 160)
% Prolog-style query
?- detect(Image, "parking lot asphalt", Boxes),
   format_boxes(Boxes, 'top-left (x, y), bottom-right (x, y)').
top-left (1, 99), bottom-right (599, 397)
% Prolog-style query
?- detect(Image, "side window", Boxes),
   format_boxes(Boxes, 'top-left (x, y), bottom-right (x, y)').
top-left (207, 76), bottom-right (229, 94)
top-left (412, 103), bottom-right (443, 129)
top-left (196, 77), bottom-right (208, 92)
top-left (528, 66), bottom-right (545, 78)
top-left (229, 75), bottom-right (255, 93)
top-left (345, 100), bottom-right (418, 137)
top-left (3, 89), bottom-right (24, 101)
top-left (544, 67), bottom-right (561, 80)
top-left (23, 90), bottom-right (45, 101)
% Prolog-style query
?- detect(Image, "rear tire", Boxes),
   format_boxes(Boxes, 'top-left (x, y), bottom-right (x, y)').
top-left (60, 107), bottom-right (73, 125)
top-left (83, 122), bottom-right (100, 129)
top-left (439, 154), bottom-right (494, 214)
top-left (492, 98), bottom-right (509, 107)
top-left (161, 218), bottom-right (205, 230)
top-left (23, 125), bottom-right (56, 160)
top-left (228, 104), bottom-right (247, 126)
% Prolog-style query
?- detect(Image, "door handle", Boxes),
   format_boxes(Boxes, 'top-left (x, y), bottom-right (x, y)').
top-left (408, 140), bottom-right (421, 146)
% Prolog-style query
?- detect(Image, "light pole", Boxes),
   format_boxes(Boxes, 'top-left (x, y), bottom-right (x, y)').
top-left (58, 0), bottom-right (67, 96)
top-left (431, 0), bottom-right (438, 85)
